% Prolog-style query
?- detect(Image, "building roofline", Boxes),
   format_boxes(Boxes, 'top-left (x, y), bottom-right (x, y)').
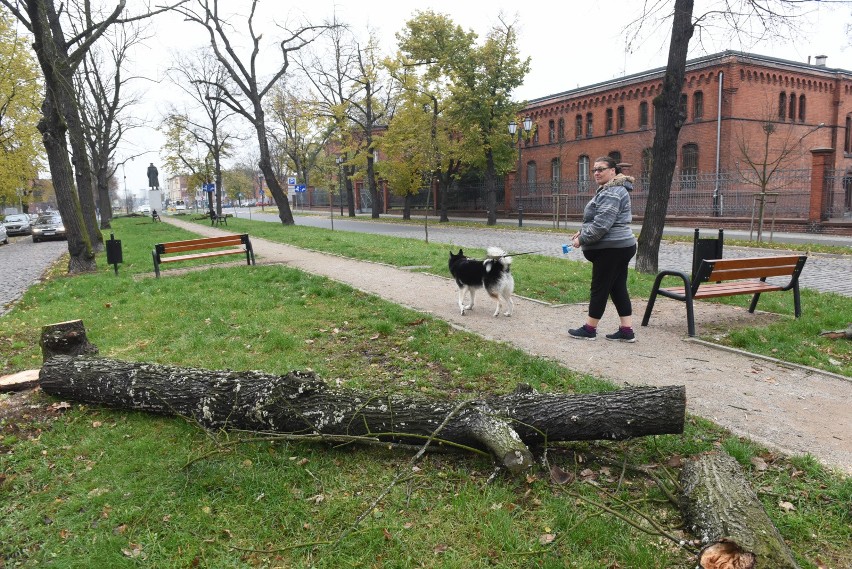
top-left (525, 50), bottom-right (851, 108)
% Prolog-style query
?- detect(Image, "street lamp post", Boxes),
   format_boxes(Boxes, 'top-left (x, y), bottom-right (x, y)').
top-left (508, 116), bottom-right (533, 226)
top-left (121, 162), bottom-right (130, 214)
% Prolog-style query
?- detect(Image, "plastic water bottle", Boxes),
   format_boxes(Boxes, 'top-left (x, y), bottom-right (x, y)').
top-left (561, 244), bottom-right (572, 255)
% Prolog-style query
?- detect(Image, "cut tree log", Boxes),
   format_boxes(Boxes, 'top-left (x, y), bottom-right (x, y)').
top-left (680, 451), bottom-right (800, 569)
top-left (40, 320), bottom-right (99, 360)
top-left (38, 355), bottom-right (686, 474)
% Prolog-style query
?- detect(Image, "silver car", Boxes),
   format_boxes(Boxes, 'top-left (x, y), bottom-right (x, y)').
top-left (0, 222), bottom-right (7, 245)
top-left (31, 214), bottom-right (67, 243)
top-left (3, 213), bottom-right (33, 236)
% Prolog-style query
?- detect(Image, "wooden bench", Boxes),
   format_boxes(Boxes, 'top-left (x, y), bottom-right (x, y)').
top-left (641, 255), bottom-right (807, 337)
top-left (152, 234), bottom-right (255, 278)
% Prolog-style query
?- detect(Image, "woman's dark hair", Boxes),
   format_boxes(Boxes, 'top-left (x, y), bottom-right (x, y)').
top-left (594, 155), bottom-right (621, 174)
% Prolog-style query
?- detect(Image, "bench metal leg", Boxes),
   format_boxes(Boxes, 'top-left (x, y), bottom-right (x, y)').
top-left (152, 251), bottom-right (161, 278)
top-left (793, 283), bottom-right (802, 318)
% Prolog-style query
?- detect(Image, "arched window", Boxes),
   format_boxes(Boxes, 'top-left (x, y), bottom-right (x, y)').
top-left (617, 106), bottom-right (625, 132)
top-left (845, 115), bottom-right (851, 154)
top-left (548, 120), bottom-right (555, 143)
top-left (693, 91), bottom-right (704, 120)
top-left (586, 113), bottom-right (594, 137)
top-left (681, 143), bottom-right (698, 190)
top-left (788, 92), bottom-right (796, 121)
top-left (558, 118), bottom-right (565, 141)
top-left (679, 93), bottom-right (688, 121)
top-left (605, 108), bottom-right (614, 133)
top-left (526, 161), bottom-right (537, 191)
top-left (779, 92), bottom-right (787, 120)
top-left (578, 155), bottom-right (590, 192)
top-left (575, 114), bottom-right (583, 138)
top-left (639, 101), bottom-right (649, 129)
top-left (798, 95), bottom-right (806, 122)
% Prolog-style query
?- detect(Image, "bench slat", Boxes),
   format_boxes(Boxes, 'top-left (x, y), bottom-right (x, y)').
top-left (662, 281), bottom-right (783, 299)
top-left (706, 264), bottom-right (799, 281)
top-left (702, 255), bottom-right (802, 270)
top-left (160, 236), bottom-right (244, 253)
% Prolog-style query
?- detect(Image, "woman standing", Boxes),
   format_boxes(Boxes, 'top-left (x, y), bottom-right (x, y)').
top-left (568, 156), bottom-right (637, 342)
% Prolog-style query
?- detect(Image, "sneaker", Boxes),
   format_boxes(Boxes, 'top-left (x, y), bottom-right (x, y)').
top-left (568, 324), bottom-right (597, 340)
top-left (605, 327), bottom-right (636, 343)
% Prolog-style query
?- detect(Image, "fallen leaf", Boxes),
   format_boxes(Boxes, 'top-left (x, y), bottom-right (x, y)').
top-left (778, 500), bottom-right (796, 512)
top-left (666, 455), bottom-right (683, 468)
top-left (550, 464), bottom-right (574, 485)
top-left (382, 528), bottom-right (393, 540)
top-left (433, 543), bottom-right (448, 554)
top-left (539, 533), bottom-right (556, 545)
top-left (750, 457), bottom-right (768, 471)
top-left (91, 421), bottom-right (102, 428)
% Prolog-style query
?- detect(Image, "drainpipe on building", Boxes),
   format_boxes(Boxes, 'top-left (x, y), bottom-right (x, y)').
top-left (713, 70), bottom-right (723, 216)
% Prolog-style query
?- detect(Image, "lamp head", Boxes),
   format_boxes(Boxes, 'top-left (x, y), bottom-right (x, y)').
top-left (508, 121), bottom-right (517, 136)
top-left (522, 116), bottom-right (533, 133)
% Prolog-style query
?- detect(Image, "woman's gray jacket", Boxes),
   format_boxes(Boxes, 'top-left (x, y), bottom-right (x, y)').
top-left (577, 174), bottom-right (636, 250)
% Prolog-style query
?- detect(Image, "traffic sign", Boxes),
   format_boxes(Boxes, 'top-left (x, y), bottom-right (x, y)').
top-left (295, 185), bottom-right (306, 193)
top-left (287, 176), bottom-right (297, 186)
top-left (202, 183), bottom-right (215, 192)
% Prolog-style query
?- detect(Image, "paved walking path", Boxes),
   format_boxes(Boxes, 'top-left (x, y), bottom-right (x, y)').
top-left (162, 216), bottom-right (852, 475)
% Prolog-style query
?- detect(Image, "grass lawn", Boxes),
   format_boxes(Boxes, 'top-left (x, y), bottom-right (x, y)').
top-left (0, 216), bottom-right (849, 568)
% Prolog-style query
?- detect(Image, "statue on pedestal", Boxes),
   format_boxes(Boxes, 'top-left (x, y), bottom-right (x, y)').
top-left (147, 163), bottom-right (160, 189)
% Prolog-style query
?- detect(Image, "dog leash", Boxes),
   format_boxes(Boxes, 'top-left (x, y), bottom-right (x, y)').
top-left (495, 250), bottom-right (541, 257)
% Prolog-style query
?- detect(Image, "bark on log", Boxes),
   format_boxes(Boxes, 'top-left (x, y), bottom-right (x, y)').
top-left (40, 320), bottom-right (98, 360)
top-left (38, 355), bottom-right (685, 473)
top-left (680, 451), bottom-right (800, 569)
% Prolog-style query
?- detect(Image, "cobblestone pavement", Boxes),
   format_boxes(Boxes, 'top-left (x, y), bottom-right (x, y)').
top-left (0, 236), bottom-right (67, 317)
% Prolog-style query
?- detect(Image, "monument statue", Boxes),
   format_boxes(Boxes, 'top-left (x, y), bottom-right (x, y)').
top-left (147, 163), bottom-right (160, 189)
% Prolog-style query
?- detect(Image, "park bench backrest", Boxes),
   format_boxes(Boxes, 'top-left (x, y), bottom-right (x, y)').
top-left (692, 255), bottom-right (807, 294)
top-left (156, 235), bottom-right (247, 256)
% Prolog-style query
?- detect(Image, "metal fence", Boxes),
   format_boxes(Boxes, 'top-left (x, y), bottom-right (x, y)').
top-left (515, 168), bottom-right (852, 220)
top-left (309, 168), bottom-right (852, 221)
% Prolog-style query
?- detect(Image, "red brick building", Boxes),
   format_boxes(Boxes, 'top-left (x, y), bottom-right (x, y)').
top-left (509, 50), bottom-right (852, 226)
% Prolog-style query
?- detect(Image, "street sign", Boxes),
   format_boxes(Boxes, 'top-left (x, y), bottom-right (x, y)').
top-left (295, 185), bottom-right (306, 193)
top-left (202, 183), bottom-right (215, 192)
top-left (287, 176), bottom-right (297, 186)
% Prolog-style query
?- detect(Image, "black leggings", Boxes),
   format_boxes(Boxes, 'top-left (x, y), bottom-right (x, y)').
top-left (583, 244), bottom-right (637, 320)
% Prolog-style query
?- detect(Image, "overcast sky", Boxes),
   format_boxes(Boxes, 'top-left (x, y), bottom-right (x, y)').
top-left (116, 0), bottom-right (851, 194)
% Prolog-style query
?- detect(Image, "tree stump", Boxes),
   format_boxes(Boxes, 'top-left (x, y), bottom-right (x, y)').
top-left (40, 320), bottom-right (99, 360)
top-left (38, 354), bottom-right (686, 474)
top-left (679, 451), bottom-right (800, 569)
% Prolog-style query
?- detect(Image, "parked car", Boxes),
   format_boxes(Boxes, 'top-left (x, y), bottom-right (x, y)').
top-left (2, 213), bottom-right (33, 236)
top-left (0, 223), bottom-right (7, 245)
top-left (31, 213), bottom-right (67, 242)
top-left (137, 205), bottom-right (151, 214)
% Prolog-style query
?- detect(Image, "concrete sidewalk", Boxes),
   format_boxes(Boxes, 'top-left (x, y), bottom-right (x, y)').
top-left (162, 217), bottom-right (852, 475)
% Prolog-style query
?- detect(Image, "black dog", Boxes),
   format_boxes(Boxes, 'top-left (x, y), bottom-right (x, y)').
top-left (448, 248), bottom-right (514, 317)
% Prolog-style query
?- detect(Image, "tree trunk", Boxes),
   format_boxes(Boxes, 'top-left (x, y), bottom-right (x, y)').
top-left (484, 150), bottom-right (498, 225)
top-left (39, 355), bottom-right (685, 474)
top-left (635, 0), bottom-right (694, 275)
top-left (39, 320), bottom-right (99, 360)
top-left (680, 451), bottom-right (800, 569)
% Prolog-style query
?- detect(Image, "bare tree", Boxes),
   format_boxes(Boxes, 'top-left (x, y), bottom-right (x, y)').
top-left (77, 21), bottom-right (147, 230)
top-left (0, 0), bottom-right (183, 272)
top-left (174, 0), bottom-right (327, 226)
top-left (631, 0), bottom-right (819, 273)
top-left (295, 17), bottom-right (360, 217)
top-left (165, 48), bottom-right (236, 216)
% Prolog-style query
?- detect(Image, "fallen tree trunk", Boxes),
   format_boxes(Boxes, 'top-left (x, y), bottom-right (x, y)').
top-left (680, 451), bottom-right (800, 569)
top-left (39, 355), bottom-right (686, 473)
